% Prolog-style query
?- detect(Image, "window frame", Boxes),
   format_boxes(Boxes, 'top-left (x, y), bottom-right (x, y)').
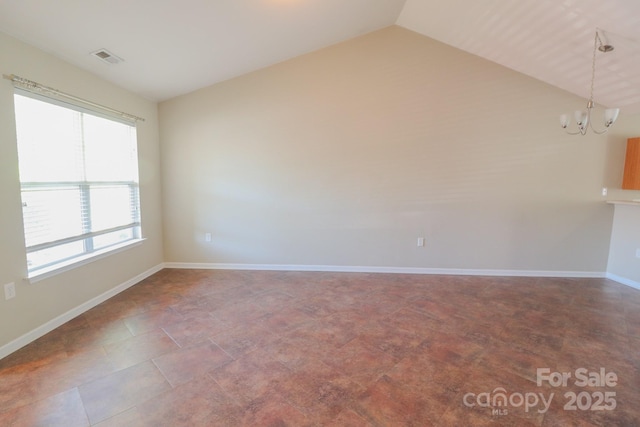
top-left (13, 88), bottom-right (144, 281)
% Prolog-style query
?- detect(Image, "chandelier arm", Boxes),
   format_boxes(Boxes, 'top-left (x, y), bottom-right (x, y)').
top-left (586, 102), bottom-right (613, 134)
top-left (588, 123), bottom-right (610, 135)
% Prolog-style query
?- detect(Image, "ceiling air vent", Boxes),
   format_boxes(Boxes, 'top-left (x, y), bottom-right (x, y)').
top-left (91, 49), bottom-right (124, 65)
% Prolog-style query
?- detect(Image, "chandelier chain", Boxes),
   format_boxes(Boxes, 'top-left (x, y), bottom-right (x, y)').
top-left (590, 32), bottom-right (599, 104)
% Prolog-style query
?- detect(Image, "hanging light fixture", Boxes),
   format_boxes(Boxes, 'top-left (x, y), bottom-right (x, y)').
top-left (560, 30), bottom-right (620, 135)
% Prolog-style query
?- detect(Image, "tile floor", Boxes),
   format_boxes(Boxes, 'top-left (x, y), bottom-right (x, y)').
top-left (0, 269), bottom-right (639, 426)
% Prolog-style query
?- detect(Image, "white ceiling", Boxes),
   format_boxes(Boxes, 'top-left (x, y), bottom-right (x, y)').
top-left (399, 0), bottom-right (640, 114)
top-left (1, 0), bottom-right (640, 112)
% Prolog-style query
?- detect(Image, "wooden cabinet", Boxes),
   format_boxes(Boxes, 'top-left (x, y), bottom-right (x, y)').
top-left (623, 137), bottom-right (640, 190)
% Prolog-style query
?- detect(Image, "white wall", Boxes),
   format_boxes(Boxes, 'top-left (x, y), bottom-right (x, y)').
top-left (0, 31), bottom-right (164, 353)
top-left (159, 26), bottom-right (639, 274)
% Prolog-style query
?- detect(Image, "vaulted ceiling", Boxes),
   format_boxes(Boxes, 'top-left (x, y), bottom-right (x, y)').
top-left (1, 0), bottom-right (639, 112)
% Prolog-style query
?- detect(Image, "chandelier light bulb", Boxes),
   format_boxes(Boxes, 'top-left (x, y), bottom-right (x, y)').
top-left (574, 110), bottom-right (587, 126)
top-left (605, 108), bottom-right (620, 126)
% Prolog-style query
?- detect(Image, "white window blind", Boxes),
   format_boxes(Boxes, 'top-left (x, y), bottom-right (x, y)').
top-left (13, 91), bottom-right (141, 275)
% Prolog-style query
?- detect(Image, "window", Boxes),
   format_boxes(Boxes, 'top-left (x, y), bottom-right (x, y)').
top-left (13, 90), bottom-right (141, 277)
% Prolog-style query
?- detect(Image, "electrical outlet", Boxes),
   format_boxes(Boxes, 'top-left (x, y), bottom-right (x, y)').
top-left (417, 237), bottom-right (425, 247)
top-left (601, 187), bottom-right (608, 196)
top-left (205, 233), bottom-right (212, 242)
top-left (4, 282), bottom-right (16, 300)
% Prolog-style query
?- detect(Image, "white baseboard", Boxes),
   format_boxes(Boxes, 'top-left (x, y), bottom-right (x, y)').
top-left (164, 262), bottom-right (606, 278)
top-left (0, 263), bottom-right (165, 360)
top-left (605, 273), bottom-right (640, 290)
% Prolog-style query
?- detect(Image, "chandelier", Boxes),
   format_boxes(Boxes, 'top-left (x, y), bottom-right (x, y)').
top-left (560, 30), bottom-right (620, 135)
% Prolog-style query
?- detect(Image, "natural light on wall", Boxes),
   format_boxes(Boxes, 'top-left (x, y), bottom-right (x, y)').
top-left (13, 91), bottom-right (141, 277)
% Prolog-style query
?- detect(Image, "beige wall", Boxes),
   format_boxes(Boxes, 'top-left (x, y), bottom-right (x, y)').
top-left (607, 205), bottom-right (640, 284)
top-left (0, 31), bottom-right (164, 350)
top-left (159, 26), bottom-right (639, 273)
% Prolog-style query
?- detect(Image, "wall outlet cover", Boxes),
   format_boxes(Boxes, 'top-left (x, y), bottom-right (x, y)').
top-left (4, 282), bottom-right (16, 300)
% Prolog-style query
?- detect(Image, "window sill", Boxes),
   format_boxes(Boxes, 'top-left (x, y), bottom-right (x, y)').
top-left (26, 238), bottom-right (146, 284)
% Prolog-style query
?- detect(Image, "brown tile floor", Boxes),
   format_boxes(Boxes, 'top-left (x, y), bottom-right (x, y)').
top-left (1, 269), bottom-right (639, 426)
